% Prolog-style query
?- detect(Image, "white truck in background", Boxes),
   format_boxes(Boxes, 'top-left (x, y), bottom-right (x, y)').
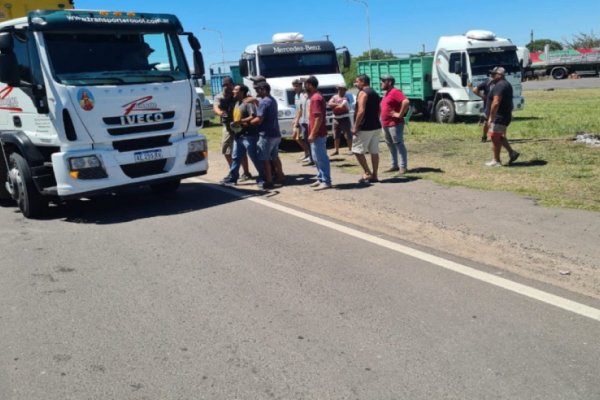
top-left (430, 30), bottom-right (525, 122)
top-left (238, 32), bottom-right (351, 136)
top-left (0, 8), bottom-right (208, 218)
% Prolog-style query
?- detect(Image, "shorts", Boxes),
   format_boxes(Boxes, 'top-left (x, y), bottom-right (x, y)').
top-left (333, 117), bottom-right (352, 139)
top-left (221, 126), bottom-right (233, 155)
top-left (257, 136), bottom-right (281, 161)
top-left (352, 129), bottom-right (380, 155)
top-left (488, 123), bottom-right (507, 138)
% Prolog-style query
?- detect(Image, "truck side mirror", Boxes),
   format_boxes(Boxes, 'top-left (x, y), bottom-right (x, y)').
top-left (453, 60), bottom-right (461, 74)
top-left (193, 51), bottom-right (205, 80)
top-left (187, 34), bottom-right (201, 52)
top-left (460, 52), bottom-right (468, 87)
top-left (239, 59), bottom-right (248, 77)
top-left (342, 50), bottom-right (351, 69)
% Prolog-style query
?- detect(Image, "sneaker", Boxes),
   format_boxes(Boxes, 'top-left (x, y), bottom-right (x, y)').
top-left (313, 182), bottom-right (332, 191)
top-left (485, 160), bottom-right (502, 167)
top-left (219, 178), bottom-right (237, 186)
top-left (481, 136), bottom-right (488, 143)
top-left (298, 154), bottom-right (308, 161)
top-left (302, 161), bottom-right (315, 166)
top-left (330, 151), bottom-right (339, 156)
top-left (396, 167), bottom-right (407, 175)
top-left (508, 151), bottom-right (520, 165)
top-left (309, 181), bottom-right (322, 188)
top-left (384, 166), bottom-right (399, 173)
top-left (239, 173), bottom-right (252, 182)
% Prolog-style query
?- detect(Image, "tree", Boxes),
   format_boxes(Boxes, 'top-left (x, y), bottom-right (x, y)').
top-left (526, 39), bottom-right (563, 52)
top-left (563, 31), bottom-right (600, 49)
top-left (342, 48), bottom-right (395, 86)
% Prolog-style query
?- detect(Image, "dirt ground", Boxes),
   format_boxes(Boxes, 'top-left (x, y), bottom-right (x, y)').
top-left (203, 148), bottom-right (600, 301)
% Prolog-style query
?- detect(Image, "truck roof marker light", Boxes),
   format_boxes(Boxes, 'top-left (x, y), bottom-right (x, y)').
top-left (99, 11), bottom-right (109, 16)
top-left (113, 11), bottom-right (122, 17)
top-left (127, 12), bottom-right (136, 17)
top-left (30, 17), bottom-right (47, 26)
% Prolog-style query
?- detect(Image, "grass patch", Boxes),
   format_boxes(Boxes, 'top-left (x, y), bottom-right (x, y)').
top-left (198, 88), bottom-right (600, 211)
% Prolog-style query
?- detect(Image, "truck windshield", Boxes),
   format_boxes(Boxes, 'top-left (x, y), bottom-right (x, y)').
top-left (468, 49), bottom-right (520, 76)
top-left (259, 52), bottom-right (338, 78)
top-left (44, 32), bottom-right (189, 86)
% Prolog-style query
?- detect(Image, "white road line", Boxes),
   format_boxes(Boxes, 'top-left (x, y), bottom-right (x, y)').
top-left (191, 178), bottom-right (600, 322)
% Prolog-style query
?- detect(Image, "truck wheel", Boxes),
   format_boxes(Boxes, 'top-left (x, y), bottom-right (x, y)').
top-left (435, 99), bottom-right (455, 123)
top-left (551, 67), bottom-right (568, 80)
top-left (8, 153), bottom-right (48, 218)
top-left (150, 179), bottom-right (181, 194)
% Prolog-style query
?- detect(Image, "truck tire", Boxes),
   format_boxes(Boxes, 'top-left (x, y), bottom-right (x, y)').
top-left (8, 153), bottom-right (48, 218)
top-left (435, 99), bottom-right (456, 123)
top-left (150, 179), bottom-right (181, 194)
top-left (551, 67), bottom-right (568, 80)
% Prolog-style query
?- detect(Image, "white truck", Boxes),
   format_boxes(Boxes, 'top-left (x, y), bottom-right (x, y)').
top-left (0, 8), bottom-right (209, 218)
top-left (431, 30), bottom-right (525, 122)
top-left (238, 32), bottom-right (351, 136)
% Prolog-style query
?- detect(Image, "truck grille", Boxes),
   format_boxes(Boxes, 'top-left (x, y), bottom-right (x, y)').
top-left (103, 111), bottom-right (175, 136)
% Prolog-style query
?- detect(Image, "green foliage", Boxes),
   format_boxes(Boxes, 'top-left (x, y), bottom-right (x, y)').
top-left (527, 39), bottom-right (563, 52)
top-left (563, 31), bottom-right (600, 49)
top-left (342, 48), bottom-right (395, 87)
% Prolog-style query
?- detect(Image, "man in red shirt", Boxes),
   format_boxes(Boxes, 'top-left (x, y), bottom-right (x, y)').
top-left (304, 76), bottom-right (332, 190)
top-left (380, 75), bottom-right (410, 175)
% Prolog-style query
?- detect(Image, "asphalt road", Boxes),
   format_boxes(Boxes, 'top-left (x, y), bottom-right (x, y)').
top-left (1, 183), bottom-right (599, 400)
top-left (523, 76), bottom-right (600, 91)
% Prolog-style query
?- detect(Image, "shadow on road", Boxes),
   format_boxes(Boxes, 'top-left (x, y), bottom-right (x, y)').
top-left (408, 167), bottom-right (444, 174)
top-left (51, 181), bottom-right (252, 224)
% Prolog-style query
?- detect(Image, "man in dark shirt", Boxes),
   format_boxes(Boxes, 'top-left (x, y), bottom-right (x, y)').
top-left (485, 67), bottom-right (520, 167)
top-left (352, 74), bottom-right (381, 183)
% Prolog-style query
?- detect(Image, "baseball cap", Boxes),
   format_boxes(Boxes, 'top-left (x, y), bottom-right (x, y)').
top-left (380, 74), bottom-right (395, 81)
top-left (291, 77), bottom-right (306, 85)
top-left (250, 75), bottom-right (266, 82)
top-left (489, 66), bottom-right (506, 76)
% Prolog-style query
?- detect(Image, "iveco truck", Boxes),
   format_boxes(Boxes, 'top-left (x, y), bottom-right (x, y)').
top-left (238, 32), bottom-right (351, 136)
top-left (0, 9), bottom-right (208, 218)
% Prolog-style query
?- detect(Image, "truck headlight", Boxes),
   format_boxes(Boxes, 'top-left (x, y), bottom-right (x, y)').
top-left (186, 139), bottom-right (207, 164)
top-left (68, 155), bottom-right (107, 179)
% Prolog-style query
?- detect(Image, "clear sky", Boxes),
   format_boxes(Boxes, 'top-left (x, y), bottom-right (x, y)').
top-left (76, 0), bottom-right (600, 72)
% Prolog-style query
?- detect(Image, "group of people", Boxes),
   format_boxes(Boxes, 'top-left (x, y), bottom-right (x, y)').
top-left (214, 72), bottom-right (412, 191)
top-left (213, 65), bottom-right (517, 191)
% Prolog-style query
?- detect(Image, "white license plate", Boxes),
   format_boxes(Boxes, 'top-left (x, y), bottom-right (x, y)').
top-left (134, 149), bottom-right (163, 162)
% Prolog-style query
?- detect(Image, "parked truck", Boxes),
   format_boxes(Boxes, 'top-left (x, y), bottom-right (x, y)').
top-left (238, 32), bottom-right (351, 136)
top-left (527, 45), bottom-right (600, 80)
top-left (358, 30), bottom-right (524, 123)
top-left (0, 8), bottom-right (208, 218)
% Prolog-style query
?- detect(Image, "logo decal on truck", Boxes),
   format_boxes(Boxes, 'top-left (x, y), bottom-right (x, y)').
top-left (0, 86), bottom-right (22, 112)
top-left (78, 89), bottom-right (95, 111)
top-left (122, 96), bottom-right (161, 115)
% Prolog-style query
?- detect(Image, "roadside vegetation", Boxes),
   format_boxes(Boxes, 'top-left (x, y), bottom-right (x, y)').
top-left (200, 88), bottom-right (600, 212)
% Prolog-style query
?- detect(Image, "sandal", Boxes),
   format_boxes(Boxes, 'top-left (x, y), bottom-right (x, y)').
top-left (358, 175), bottom-right (372, 184)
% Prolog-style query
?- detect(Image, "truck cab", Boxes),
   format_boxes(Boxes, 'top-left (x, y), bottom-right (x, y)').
top-left (432, 30), bottom-right (524, 122)
top-left (238, 32), bottom-right (351, 136)
top-left (0, 9), bottom-right (208, 218)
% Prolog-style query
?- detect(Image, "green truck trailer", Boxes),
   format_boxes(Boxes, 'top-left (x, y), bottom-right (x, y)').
top-left (357, 55), bottom-right (434, 115)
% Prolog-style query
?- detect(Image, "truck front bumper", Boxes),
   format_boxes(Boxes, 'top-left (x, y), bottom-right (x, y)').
top-left (51, 135), bottom-right (208, 198)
